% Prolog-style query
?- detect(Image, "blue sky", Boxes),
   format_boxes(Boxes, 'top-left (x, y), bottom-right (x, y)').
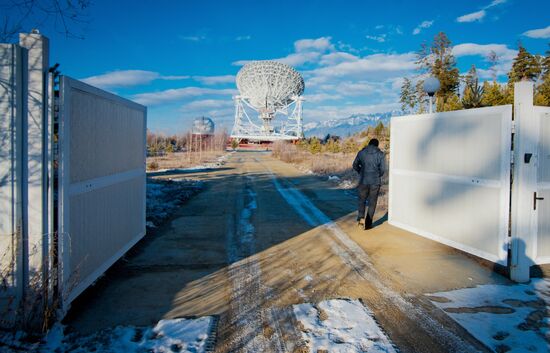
top-left (7, 0), bottom-right (550, 133)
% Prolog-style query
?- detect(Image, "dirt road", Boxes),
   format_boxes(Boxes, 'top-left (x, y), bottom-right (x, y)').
top-left (66, 151), bottom-right (509, 352)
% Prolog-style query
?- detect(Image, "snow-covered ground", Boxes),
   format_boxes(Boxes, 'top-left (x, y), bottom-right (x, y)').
top-left (146, 178), bottom-right (203, 228)
top-left (293, 299), bottom-right (397, 353)
top-left (428, 278), bottom-right (550, 353)
top-left (151, 153), bottom-right (231, 174)
top-left (147, 153), bottom-right (232, 228)
top-left (0, 316), bottom-right (216, 353)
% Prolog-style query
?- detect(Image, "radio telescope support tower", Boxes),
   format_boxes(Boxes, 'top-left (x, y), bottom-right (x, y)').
top-left (231, 61), bottom-right (305, 141)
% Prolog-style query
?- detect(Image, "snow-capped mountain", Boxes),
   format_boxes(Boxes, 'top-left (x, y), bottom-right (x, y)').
top-left (304, 111), bottom-right (401, 138)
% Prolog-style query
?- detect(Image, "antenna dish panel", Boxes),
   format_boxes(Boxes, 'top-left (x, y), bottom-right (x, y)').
top-left (231, 60), bottom-right (305, 141)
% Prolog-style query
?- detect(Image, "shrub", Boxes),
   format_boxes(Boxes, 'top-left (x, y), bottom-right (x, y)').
top-left (147, 161), bottom-right (159, 171)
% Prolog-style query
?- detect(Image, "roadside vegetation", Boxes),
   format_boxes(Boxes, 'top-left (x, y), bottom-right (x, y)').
top-left (272, 121), bottom-right (390, 188)
top-left (146, 130), bottom-right (229, 171)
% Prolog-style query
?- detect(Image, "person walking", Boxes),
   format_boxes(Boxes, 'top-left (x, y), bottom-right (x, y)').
top-left (353, 138), bottom-right (386, 230)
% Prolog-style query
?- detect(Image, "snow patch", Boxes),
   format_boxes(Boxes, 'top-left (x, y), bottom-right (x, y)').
top-left (146, 178), bottom-right (203, 228)
top-left (151, 153), bottom-right (231, 174)
top-left (293, 299), bottom-right (396, 353)
top-left (428, 278), bottom-right (550, 353)
top-left (3, 317), bottom-right (214, 353)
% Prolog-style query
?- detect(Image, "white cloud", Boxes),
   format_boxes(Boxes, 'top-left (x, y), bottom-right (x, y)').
top-left (235, 35), bottom-right (251, 41)
top-left (456, 0), bottom-right (506, 24)
top-left (366, 34), bottom-right (386, 43)
top-left (193, 75), bottom-right (235, 85)
top-left (452, 43), bottom-right (517, 61)
top-left (232, 36), bottom-right (335, 67)
top-left (456, 10), bottom-right (486, 23)
top-left (133, 87), bottom-right (236, 106)
top-left (485, 0), bottom-right (507, 9)
top-left (308, 52), bottom-right (416, 84)
top-left (319, 52), bottom-right (358, 66)
top-left (275, 52), bottom-right (322, 66)
top-left (294, 37), bottom-right (334, 52)
top-left (477, 62), bottom-right (513, 80)
top-left (162, 75), bottom-right (191, 80)
top-left (82, 70), bottom-right (160, 89)
top-left (523, 25), bottom-right (550, 39)
top-left (303, 93), bottom-right (342, 103)
top-left (181, 99), bottom-right (233, 111)
top-left (181, 35), bottom-right (206, 42)
top-left (412, 20), bottom-right (434, 35)
top-left (81, 70), bottom-right (190, 89)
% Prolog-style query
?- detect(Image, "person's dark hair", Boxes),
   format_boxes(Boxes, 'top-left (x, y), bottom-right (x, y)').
top-left (368, 138), bottom-right (379, 147)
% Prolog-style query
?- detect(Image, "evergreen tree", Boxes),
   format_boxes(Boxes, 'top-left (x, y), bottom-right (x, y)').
top-left (508, 45), bottom-right (541, 83)
top-left (416, 32), bottom-right (461, 112)
top-left (535, 45), bottom-right (550, 106)
top-left (440, 93), bottom-right (463, 111)
top-left (308, 137), bottom-right (322, 154)
top-left (325, 138), bottom-right (341, 153)
top-left (342, 138), bottom-right (358, 154)
top-left (481, 81), bottom-right (506, 106)
top-left (374, 121), bottom-right (385, 137)
top-left (505, 45), bottom-right (541, 104)
top-left (400, 77), bottom-right (415, 113)
top-left (462, 65), bottom-right (484, 108)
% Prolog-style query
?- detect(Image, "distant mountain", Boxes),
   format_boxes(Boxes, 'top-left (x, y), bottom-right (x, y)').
top-left (304, 111), bottom-right (401, 138)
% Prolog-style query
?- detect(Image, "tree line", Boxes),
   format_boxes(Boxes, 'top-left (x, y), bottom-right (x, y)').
top-left (400, 32), bottom-right (550, 113)
top-left (297, 121), bottom-right (390, 154)
top-left (147, 130), bottom-right (228, 156)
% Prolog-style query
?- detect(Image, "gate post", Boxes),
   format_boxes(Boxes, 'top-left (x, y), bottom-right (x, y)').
top-left (510, 81), bottom-right (536, 282)
top-left (19, 32), bottom-right (50, 296)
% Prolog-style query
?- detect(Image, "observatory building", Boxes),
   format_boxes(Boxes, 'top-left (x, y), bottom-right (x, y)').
top-left (231, 60), bottom-right (304, 142)
top-left (192, 116), bottom-right (215, 136)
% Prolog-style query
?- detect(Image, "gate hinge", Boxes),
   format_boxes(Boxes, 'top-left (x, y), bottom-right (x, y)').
top-left (511, 121), bottom-right (516, 134)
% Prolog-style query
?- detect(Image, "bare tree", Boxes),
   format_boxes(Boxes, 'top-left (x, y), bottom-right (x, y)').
top-left (0, 0), bottom-right (91, 42)
top-left (487, 50), bottom-right (500, 82)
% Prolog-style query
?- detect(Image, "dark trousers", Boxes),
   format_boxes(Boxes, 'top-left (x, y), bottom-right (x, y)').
top-left (357, 184), bottom-right (380, 227)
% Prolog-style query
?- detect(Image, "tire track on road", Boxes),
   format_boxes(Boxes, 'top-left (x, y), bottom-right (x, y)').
top-left (222, 158), bottom-right (284, 353)
top-left (256, 158), bottom-right (487, 353)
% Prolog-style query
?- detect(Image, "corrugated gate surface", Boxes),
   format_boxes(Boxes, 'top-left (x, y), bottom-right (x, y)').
top-left (58, 77), bottom-right (146, 307)
top-left (389, 105), bottom-right (513, 265)
top-left (534, 106), bottom-right (550, 264)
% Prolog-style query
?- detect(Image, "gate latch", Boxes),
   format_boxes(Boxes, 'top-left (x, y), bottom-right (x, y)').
top-left (534, 192), bottom-right (544, 210)
top-left (524, 153), bottom-right (533, 163)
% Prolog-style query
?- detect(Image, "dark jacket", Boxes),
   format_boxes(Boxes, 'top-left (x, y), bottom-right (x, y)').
top-left (353, 145), bottom-right (386, 185)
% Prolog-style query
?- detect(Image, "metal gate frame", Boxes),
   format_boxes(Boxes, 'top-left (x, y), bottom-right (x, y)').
top-left (57, 76), bottom-right (147, 309)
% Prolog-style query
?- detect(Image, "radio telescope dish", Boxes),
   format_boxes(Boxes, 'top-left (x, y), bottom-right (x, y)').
top-left (231, 60), bottom-right (305, 141)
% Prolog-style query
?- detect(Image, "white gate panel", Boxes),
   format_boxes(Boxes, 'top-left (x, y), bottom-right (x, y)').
top-left (534, 106), bottom-right (550, 264)
top-left (389, 106), bottom-right (512, 264)
top-left (58, 77), bottom-right (146, 307)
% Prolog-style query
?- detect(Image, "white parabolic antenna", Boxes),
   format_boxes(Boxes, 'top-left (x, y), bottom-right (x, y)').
top-left (231, 60), bottom-right (305, 141)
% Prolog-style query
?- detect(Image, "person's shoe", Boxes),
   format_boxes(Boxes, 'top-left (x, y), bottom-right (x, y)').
top-left (364, 215), bottom-right (373, 230)
top-left (357, 218), bottom-right (365, 227)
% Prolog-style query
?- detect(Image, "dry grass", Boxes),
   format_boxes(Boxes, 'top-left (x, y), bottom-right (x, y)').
top-left (146, 151), bottom-right (227, 171)
top-left (271, 142), bottom-right (356, 177)
top-left (271, 141), bottom-right (390, 212)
